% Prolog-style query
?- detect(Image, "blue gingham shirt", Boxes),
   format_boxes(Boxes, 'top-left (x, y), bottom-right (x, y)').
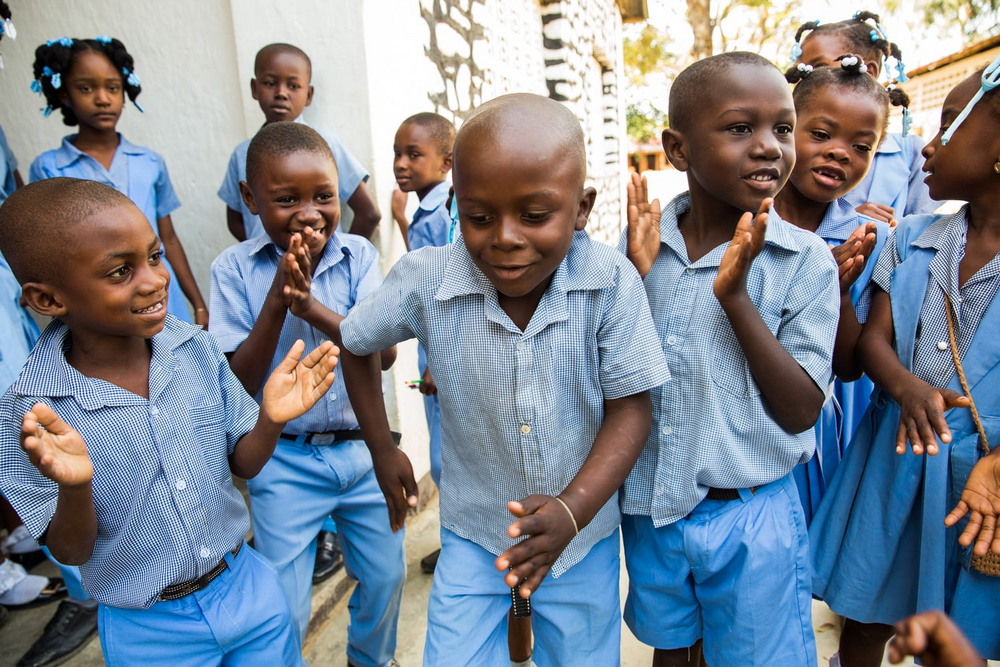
top-left (342, 232), bottom-right (670, 575)
top-left (408, 181), bottom-right (451, 251)
top-left (0, 317), bottom-right (259, 609)
top-left (873, 207), bottom-right (1000, 387)
top-left (620, 192), bottom-right (839, 526)
top-left (815, 196), bottom-right (885, 323)
top-left (210, 231), bottom-right (382, 433)
top-left (218, 118), bottom-right (368, 240)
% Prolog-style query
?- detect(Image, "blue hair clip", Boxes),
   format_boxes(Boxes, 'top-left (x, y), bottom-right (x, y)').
top-left (941, 53), bottom-right (1000, 145)
top-left (122, 67), bottom-right (141, 87)
top-left (95, 35), bottom-right (112, 44)
top-left (870, 29), bottom-right (879, 42)
top-left (789, 41), bottom-right (802, 63)
top-left (896, 61), bottom-right (909, 82)
top-left (902, 107), bottom-right (912, 137)
top-left (51, 72), bottom-right (61, 89)
top-left (42, 65), bottom-right (54, 76)
top-left (30, 79), bottom-right (42, 93)
top-left (447, 195), bottom-right (459, 244)
top-left (45, 36), bottom-right (73, 47)
top-left (41, 104), bottom-right (53, 117)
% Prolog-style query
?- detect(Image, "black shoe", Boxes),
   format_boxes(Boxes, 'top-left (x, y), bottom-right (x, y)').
top-left (8, 550), bottom-right (48, 571)
top-left (313, 530), bottom-right (343, 585)
top-left (420, 548), bottom-right (440, 574)
top-left (17, 600), bottom-right (98, 667)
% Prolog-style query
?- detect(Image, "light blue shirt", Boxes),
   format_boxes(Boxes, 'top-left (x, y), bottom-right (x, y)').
top-left (0, 317), bottom-right (259, 609)
top-left (620, 192), bottom-right (839, 526)
top-left (843, 132), bottom-right (936, 218)
top-left (218, 118), bottom-right (368, 240)
top-left (342, 232), bottom-right (671, 575)
top-left (0, 255), bottom-right (39, 391)
top-left (0, 124), bottom-right (18, 205)
top-left (209, 231), bottom-right (382, 434)
top-left (408, 180), bottom-right (451, 251)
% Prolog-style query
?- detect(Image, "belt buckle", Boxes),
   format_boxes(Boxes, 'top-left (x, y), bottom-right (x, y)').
top-left (312, 432), bottom-right (338, 446)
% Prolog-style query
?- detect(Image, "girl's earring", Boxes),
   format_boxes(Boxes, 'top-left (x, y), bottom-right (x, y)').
top-left (994, 160), bottom-right (1000, 175)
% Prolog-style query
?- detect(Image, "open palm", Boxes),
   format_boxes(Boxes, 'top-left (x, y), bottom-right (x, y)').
top-left (21, 403), bottom-right (93, 487)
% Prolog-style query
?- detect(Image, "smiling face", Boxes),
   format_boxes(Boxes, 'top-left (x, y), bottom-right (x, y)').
top-left (52, 204), bottom-right (170, 341)
top-left (61, 50), bottom-right (124, 133)
top-left (921, 73), bottom-right (1000, 204)
top-left (453, 115), bottom-right (594, 314)
top-left (666, 63), bottom-right (795, 214)
top-left (393, 122), bottom-right (451, 200)
top-left (243, 149), bottom-right (340, 259)
top-left (251, 50), bottom-right (313, 124)
top-left (789, 86), bottom-right (884, 204)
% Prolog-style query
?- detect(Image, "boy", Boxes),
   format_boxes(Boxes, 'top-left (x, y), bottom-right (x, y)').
top-left (340, 93), bottom-right (671, 665)
top-left (623, 52), bottom-right (839, 666)
top-left (391, 111), bottom-right (454, 573)
top-left (0, 177), bottom-right (338, 666)
top-left (218, 43), bottom-right (381, 241)
top-left (209, 122), bottom-right (405, 667)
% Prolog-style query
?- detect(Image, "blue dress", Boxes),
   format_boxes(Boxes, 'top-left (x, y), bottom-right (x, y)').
top-left (29, 134), bottom-right (192, 323)
top-left (810, 208), bottom-right (1000, 659)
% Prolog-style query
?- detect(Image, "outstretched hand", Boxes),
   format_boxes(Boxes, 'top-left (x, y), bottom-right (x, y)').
top-left (714, 198), bottom-right (770, 302)
top-left (495, 495), bottom-right (578, 599)
top-left (895, 381), bottom-right (970, 455)
top-left (21, 403), bottom-right (93, 487)
top-left (625, 172), bottom-right (661, 279)
top-left (261, 339), bottom-right (339, 424)
top-left (945, 451), bottom-right (1000, 556)
top-left (831, 222), bottom-right (878, 293)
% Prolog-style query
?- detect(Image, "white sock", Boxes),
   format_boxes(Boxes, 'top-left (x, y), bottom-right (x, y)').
top-left (0, 559), bottom-right (48, 605)
top-left (509, 659), bottom-right (535, 667)
top-left (2, 525), bottom-right (41, 555)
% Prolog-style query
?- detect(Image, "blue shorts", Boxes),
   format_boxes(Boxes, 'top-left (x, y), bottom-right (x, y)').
top-left (98, 544), bottom-right (301, 666)
top-left (623, 474), bottom-right (816, 666)
top-left (425, 527), bottom-right (621, 667)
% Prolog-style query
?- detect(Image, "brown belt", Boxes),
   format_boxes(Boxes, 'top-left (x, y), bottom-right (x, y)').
top-left (158, 542), bottom-right (242, 601)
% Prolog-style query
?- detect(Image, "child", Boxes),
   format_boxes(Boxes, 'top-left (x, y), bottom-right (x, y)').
top-left (0, 177), bottom-right (339, 666)
top-left (788, 10), bottom-right (936, 223)
top-left (810, 61), bottom-right (1000, 664)
top-left (209, 121), bottom-right (405, 665)
top-left (339, 93), bottom-right (670, 666)
top-left (776, 57), bottom-right (894, 519)
top-left (28, 36), bottom-right (207, 327)
top-left (623, 52), bottom-right (839, 666)
top-left (218, 42), bottom-right (380, 242)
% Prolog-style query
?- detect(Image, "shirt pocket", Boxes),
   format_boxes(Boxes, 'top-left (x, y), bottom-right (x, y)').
top-left (710, 307), bottom-right (782, 397)
top-left (189, 401), bottom-right (231, 473)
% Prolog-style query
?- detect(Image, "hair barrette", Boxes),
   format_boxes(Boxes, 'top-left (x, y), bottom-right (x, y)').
top-left (122, 67), bottom-right (140, 87)
top-left (941, 53), bottom-right (1000, 144)
top-left (789, 42), bottom-right (803, 63)
top-left (895, 61), bottom-right (908, 82)
top-left (796, 63), bottom-right (813, 74)
top-left (2, 18), bottom-right (16, 40)
top-left (41, 104), bottom-right (53, 117)
top-left (902, 107), bottom-right (912, 136)
top-left (869, 29), bottom-right (879, 42)
top-left (51, 72), bottom-right (61, 89)
top-left (46, 36), bottom-right (73, 47)
top-left (30, 79), bottom-right (42, 93)
top-left (95, 35), bottom-right (112, 44)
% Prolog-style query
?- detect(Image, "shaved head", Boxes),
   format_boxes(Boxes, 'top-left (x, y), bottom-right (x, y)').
top-left (245, 121), bottom-right (336, 187)
top-left (255, 42), bottom-right (311, 78)
top-left (669, 51), bottom-right (779, 133)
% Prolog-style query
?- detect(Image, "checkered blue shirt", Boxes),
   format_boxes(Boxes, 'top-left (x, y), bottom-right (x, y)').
top-left (872, 207), bottom-right (1000, 388)
top-left (0, 317), bottom-right (259, 609)
top-left (210, 230), bottom-right (382, 434)
top-left (620, 192), bottom-right (839, 526)
top-left (342, 232), bottom-right (670, 575)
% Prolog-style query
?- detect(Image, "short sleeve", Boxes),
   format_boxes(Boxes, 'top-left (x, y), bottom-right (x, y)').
top-left (212, 338), bottom-right (260, 454)
top-left (217, 147), bottom-right (244, 211)
top-left (352, 244), bottom-right (383, 306)
top-left (0, 393), bottom-right (59, 541)
top-left (341, 253), bottom-right (419, 355)
top-left (209, 251), bottom-right (257, 354)
top-left (597, 260), bottom-right (671, 400)
top-left (28, 155), bottom-right (54, 184)
top-left (776, 240), bottom-right (840, 391)
top-left (871, 227), bottom-right (902, 295)
top-left (318, 129), bottom-right (368, 203)
top-left (153, 156), bottom-right (181, 220)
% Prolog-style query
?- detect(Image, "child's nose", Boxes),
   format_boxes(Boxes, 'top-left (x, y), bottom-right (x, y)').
top-left (824, 144), bottom-right (850, 161)
top-left (493, 217), bottom-right (524, 248)
top-left (750, 133), bottom-right (782, 159)
top-left (139, 263), bottom-right (168, 292)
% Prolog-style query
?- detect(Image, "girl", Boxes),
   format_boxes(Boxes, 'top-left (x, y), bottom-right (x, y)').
top-left (28, 36), bottom-right (206, 325)
top-left (810, 61), bottom-right (1000, 664)
top-left (777, 57), bottom-right (894, 521)
top-left (789, 11), bottom-right (936, 225)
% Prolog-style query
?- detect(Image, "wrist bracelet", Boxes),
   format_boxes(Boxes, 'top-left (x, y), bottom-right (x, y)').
top-left (553, 496), bottom-right (579, 536)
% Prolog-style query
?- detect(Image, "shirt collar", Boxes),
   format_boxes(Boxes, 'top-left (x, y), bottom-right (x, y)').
top-left (417, 181), bottom-right (450, 213)
top-left (875, 132), bottom-right (903, 156)
top-left (912, 207), bottom-right (969, 252)
top-left (814, 197), bottom-right (861, 244)
top-left (54, 133), bottom-right (145, 169)
top-left (9, 317), bottom-right (199, 409)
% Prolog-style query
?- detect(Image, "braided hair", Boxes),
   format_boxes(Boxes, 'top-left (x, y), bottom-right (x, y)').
top-left (788, 11), bottom-right (907, 82)
top-left (31, 36), bottom-right (142, 125)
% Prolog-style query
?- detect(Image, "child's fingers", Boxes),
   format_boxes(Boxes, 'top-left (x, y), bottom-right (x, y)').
top-left (273, 339), bottom-right (307, 375)
top-left (941, 388), bottom-right (971, 410)
top-left (972, 514), bottom-right (997, 555)
top-left (945, 499), bottom-right (970, 527)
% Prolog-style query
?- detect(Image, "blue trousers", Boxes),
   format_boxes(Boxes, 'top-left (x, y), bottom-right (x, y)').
top-left (425, 528), bottom-right (621, 666)
top-left (247, 438), bottom-right (405, 667)
top-left (98, 544), bottom-right (301, 666)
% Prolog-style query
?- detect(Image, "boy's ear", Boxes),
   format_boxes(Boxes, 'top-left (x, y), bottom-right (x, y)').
top-left (305, 84), bottom-right (314, 107)
top-left (239, 181), bottom-right (259, 216)
top-left (864, 60), bottom-right (880, 78)
top-left (250, 78), bottom-right (259, 101)
top-left (574, 187), bottom-right (597, 232)
top-left (441, 151), bottom-right (453, 174)
top-left (21, 282), bottom-right (66, 318)
top-left (662, 128), bottom-right (689, 172)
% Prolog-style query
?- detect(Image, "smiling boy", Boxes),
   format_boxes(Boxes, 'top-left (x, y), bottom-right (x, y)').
top-left (209, 122), bottom-right (404, 666)
top-left (338, 93), bottom-right (670, 665)
top-left (0, 177), bottom-right (338, 666)
top-left (623, 52), bottom-right (839, 666)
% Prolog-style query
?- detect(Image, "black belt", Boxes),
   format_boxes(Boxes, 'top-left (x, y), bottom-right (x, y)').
top-left (705, 487), bottom-right (757, 501)
top-left (279, 430), bottom-right (402, 446)
top-left (159, 542), bottom-right (241, 601)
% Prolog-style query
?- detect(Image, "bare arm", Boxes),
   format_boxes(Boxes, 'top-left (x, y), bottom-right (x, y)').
top-left (226, 207), bottom-right (247, 242)
top-left (345, 182), bottom-right (381, 240)
top-left (158, 214), bottom-right (208, 326)
top-left (391, 189), bottom-right (410, 251)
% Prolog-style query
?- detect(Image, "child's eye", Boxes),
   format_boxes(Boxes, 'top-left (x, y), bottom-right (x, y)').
top-left (810, 129), bottom-right (830, 141)
top-left (854, 144), bottom-right (873, 153)
top-left (108, 84), bottom-right (121, 93)
top-left (108, 265), bottom-right (131, 279)
top-left (409, 152), bottom-right (421, 159)
top-left (775, 124), bottom-right (793, 136)
top-left (289, 83), bottom-right (300, 90)
top-left (728, 124), bottom-right (752, 135)
top-left (465, 214), bottom-right (492, 226)
top-left (149, 250), bottom-right (164, 264)
top-left (78, 84), bottom-right (92, 93)
top-left (317, 193), bottom-right (336, 203)
top-left (276, 196), bottom-right (296, 205)
top-left (522, 211), bottom-right (552, 223)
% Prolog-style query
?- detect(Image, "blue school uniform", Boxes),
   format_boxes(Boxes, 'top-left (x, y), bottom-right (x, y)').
top-left (218, 118), bottom-right (368, 240)
top-left (619, 192), bottom-right (838, 666)
top-left (29, 135), bottom-right (192, 323)
top-left (408, 180), bottom-right (451, 485)
top-left (210, 231), bottom-right (404, 665)
top-left (0, 124), bottom-right (18, 205)
top-left (0, 317), bottom-right (301, 664)
top-left (843, 132), bottom-right (936, 218)
top-left (811, 207), bottom-right (1000, 659)
top-left (791, 198), bottom-right (890, 522)
top-left (341, 232), bottom-right (670, 666)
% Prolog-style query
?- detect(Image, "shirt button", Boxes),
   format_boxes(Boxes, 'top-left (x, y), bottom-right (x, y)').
top-left (328, 392), bottom-right (337, 401)
top-left (661, 425), bottom-right (672, 436)
top-left (685, 268), bottom-right (696, 275)
top-left (516, 341), bottom-right (525, 351)
top-left (937, 341), bottom-right (948, 350)
top-left (200, 547), bottom-right (211, 559)
top-left (666, 335), bottom-right (677, 346)
top-left (150, 406), bottom-right (160, 415)
top-left (175, 479), bottom-right (186, 491)
top-left (519, 424), bottom-right (531, 434)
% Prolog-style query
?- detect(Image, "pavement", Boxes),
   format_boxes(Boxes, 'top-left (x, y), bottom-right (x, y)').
top-left (1, 488), bottom-right (922, 667)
